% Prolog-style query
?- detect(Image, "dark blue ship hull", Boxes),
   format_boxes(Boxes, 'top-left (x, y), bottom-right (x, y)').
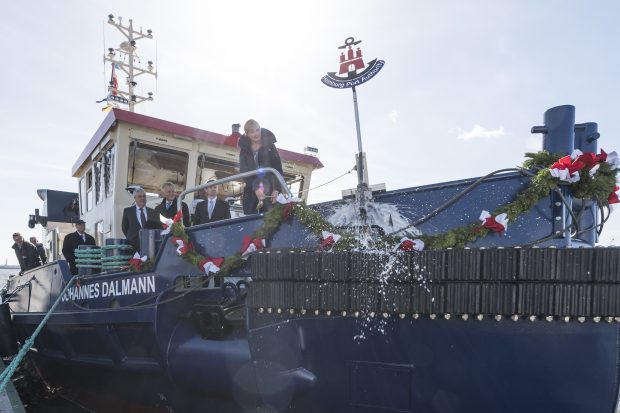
top-left (7, 105), bottom-right (618, 411)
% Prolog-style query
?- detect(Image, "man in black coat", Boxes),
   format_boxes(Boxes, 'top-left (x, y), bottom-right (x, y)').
top-left (12, 232), bottom-right (41, 274)
top-left (154, 182), bottom-right (191, 227)
top-left (62, 220), bottom-right (96, 275)
top-left (29, 237), bottom-right (47, 265)
top-left (194, 180), bottom-right (231, 225)
top-left (238, 119), bottom-right (284, 215)
top-left (121, 187), bottom-right (163, 251)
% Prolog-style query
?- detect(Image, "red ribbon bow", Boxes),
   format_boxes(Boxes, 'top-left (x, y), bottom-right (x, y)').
top-left (609, 185), bottom-right (620, 205)
top-left (171, 237), bottom-right (193, 255)
top-left (198, 256), bottom-right (225, 273)
top-left (320, 236), bottom-right (336, 250)
top-left (129, 258), bottom-right (143, 271)
top-left (575, 151), bottom-right (598, 169)
top-left (173, 210), bottom-right (183, 223)
top-left (481, 217), bottom-right (505, 233)
top-left (241, 236), bottom-right (265, 255)
top-left (550, 155), bottom-right (585, 175)
top-left (282, 203), bottom-right (295, 221)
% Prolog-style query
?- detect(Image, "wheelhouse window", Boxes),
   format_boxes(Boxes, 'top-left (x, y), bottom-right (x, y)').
top-left (104, 145), bottom-right (115, 197)
top-left (127, 142), bottom-right (188, 193)
top-left (284, 174), bottom-right (304, 198)
top-left (85, 169), bottom-right (93, 211)
top-left (79, 177), bottom-right (85, 215)
top-left (94, 159), bottom-right (103, 204)
top-left (195, 155), bottom-right (244, 201)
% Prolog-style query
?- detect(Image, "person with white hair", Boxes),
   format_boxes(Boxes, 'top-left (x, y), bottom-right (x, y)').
top-left (121, 187), bottom-right (162, 251)
top-left (154, 182), bottom-right (190, 227)
top-left (238, 119), bottom-right (284, 214)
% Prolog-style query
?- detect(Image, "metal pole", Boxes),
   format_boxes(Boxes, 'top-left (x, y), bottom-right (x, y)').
top-left (351, 86), bottom-right (365, 187)
top-left (128, 19), bottom-right (135, 112)
top-left (177, 167), bottom-right (292, 212)
top-left (351, 86), bottom-right (369, 224)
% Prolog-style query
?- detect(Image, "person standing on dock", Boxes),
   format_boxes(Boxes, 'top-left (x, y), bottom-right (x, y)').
top-left (154, 182), bottom-right (190, 227)
top-left (29, 236), bottom-right (47, 265)
top-left (62, 220), bottom-right (96, 275)
top-left (194, 179), bottom-right (231, 225)
top-left (238, 119), bottom-right (284, 214)
top-left (121, 187), bottom-right (162, 251)
top-left (11, 232), bottom-right (41, 274)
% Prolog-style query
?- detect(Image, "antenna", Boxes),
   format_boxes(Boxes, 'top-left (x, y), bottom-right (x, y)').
top-left (103, 14), bottom-right (156, 112)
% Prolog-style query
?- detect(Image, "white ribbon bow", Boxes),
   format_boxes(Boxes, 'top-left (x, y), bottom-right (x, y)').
top-left (321, 230), bottom-right (342, 243)
top-left (276, 193), bottom-right (301, 204)
top-left (393, 237), bottom-right (425, 252)
top-left (203, 261), bottom-right (221, 274)
top-left (132, 252), bottom-right (148, 262)
top-left (479, 210), bottom-right (509, 231)
top-left (160, 214), bottom-right (174, 235)
top-left (175, 239), bottom-right (186, 256)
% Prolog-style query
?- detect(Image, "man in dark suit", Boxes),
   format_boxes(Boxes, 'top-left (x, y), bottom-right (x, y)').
top-left (12, 232), bottom-right (41, 274)
top-left (154, 182), bottom-right (190, 227)
top-left (61, 220), bottom-right (96, 275)
top-left (121, 187), bottom-right (163, 251)
top-left (194, 180), bottom-right (231, 225)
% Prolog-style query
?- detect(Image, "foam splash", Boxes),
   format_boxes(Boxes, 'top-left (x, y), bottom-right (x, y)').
top-left (352, 250), bottom-right (434, 343)
top-left (328, 201), bottom-right (420, 239)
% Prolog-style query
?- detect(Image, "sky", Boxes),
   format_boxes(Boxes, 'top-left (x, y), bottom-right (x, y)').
top-left (1, 0), bottom-right (618, 265)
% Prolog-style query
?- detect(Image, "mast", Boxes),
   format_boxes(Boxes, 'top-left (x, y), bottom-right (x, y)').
top-left (103, 14), bottom-right (156, 112)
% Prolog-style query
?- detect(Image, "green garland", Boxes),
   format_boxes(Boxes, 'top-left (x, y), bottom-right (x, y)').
top-left (144, 150), bottom-right (618, 275)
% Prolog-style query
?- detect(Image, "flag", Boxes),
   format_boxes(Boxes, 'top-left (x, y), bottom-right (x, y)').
top-left (110, 63), bottom-right (119, 95)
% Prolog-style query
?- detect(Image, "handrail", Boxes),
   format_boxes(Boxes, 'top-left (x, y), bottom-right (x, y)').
top-left (177, 167), bottom-right (291, 211)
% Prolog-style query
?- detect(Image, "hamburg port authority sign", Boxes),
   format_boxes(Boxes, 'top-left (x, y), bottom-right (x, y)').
top-left (321, 37), bottom-right (385, 89)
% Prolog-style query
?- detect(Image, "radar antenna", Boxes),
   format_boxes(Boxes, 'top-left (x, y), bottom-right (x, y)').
top-left (103, 14), bottom-right (156, 112)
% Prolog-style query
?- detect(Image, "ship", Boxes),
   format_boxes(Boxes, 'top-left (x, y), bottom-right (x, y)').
top-left (2, 16), bottom-right (620, 413)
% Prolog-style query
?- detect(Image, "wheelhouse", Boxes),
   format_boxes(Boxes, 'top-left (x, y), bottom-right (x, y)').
top-left (62, 109), bottom-right (322, 257)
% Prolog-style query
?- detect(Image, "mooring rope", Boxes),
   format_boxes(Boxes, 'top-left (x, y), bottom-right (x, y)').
top-left (0, 275), bottom-right (78, 394)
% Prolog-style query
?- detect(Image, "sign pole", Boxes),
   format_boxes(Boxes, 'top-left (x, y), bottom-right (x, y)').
top-left (351, 85), bottom-right (369, 221)
top-left (321, 37), bottom-right (384, 226)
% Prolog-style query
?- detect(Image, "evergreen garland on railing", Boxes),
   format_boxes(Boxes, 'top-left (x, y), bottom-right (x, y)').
top-left (133, 149), bottom-right (618, 275)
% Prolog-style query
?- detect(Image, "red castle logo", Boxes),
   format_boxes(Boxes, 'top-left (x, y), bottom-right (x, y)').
top-left (321, 37), bottom-right (385, 89)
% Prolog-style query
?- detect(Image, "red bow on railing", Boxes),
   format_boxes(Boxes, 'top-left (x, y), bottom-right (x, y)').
top-left (161, 210), bottom-right (184, 235)
top-left (609, 185), bottom-right (620, 205)
top-left (172, 237), bottom-right (192, 255)
top-left (549, 155), bottom-right (585, 182)
top-left (477, 210), bottom-right (508, 233)
top-left (241, 236), bottom-right (265, 259)
top-left (282, 203), bottom-right (295, 221)
top-left (128, 252), bottom-right (148, 271)
top-left (199, 256), bottom-right (225, 274)
top-left (596, 149), bottom-right (619, 169)
top-left (172, 210), bottom-right (183, 223)
top-left (394, 237), bottom-right (424, 252)
top-left (320, 231), bottom-right (341, 250)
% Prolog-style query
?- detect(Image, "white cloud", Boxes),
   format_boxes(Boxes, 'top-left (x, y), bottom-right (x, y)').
top-left (456, 125), bottom-right (505, 140)
top-left (387, 110), bottom-right (398, 123)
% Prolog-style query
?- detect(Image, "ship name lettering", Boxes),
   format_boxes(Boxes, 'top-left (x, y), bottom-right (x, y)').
top-left (62, 275), bottom-right (156, 302)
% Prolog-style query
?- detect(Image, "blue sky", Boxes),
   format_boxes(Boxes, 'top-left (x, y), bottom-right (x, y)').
top-left (1, 0), bottom-right (618, 264)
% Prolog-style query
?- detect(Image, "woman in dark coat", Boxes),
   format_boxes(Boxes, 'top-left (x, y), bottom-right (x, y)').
top-left (238, 119), bottom-right (284, 215)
